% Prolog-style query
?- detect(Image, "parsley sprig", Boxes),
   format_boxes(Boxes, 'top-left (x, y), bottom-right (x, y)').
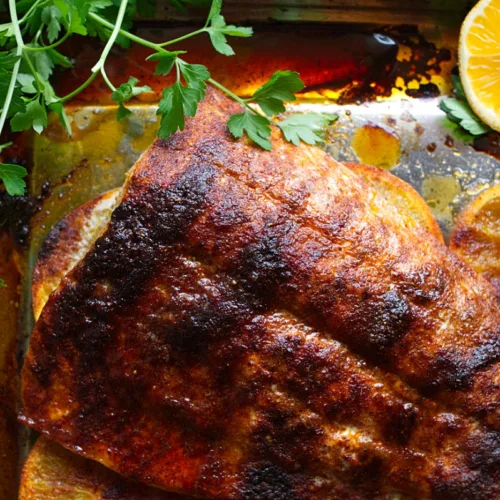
top-left (0, 0), bottom-right (338, 197)
top-left (440, 74), bottom-right (490, 139)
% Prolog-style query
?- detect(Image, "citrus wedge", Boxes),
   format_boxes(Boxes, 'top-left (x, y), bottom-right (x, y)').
top-left (450, 184), bottom-right (500, 297)
top-left (344, 162), bottom-right (444, 243)
top-left (20, 437), bottom-right (175, 499)
top-left (459, 0), bottom-right (500, 132)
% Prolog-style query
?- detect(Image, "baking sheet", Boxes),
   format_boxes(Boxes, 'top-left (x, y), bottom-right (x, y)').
top-left (1, 10), bottom-right (499, 498)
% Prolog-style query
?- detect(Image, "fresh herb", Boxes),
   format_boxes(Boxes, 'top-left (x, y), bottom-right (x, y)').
top-left (277, 113), bottom-right (338, 146)
top-left (111, 76), bottom-right (152, 121)
top-left (228, 111), bottom-right (272, 150)
top-left (440, 74), bottom-right (490, 138)
top-left (157, 61), bottom-right (210, 137)
top-left (0, 162), bottom-right (27, 195)
top-left (0, 0), bottom-right (337, 197)
top-left (0, 278), bottom-right (6, 288)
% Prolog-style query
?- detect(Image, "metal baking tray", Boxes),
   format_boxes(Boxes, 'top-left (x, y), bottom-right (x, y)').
top-left (1, 2), bottom-right (499, 498)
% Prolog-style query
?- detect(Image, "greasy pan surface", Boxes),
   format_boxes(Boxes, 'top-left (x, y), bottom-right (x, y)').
top-left (21, 89), bottom-right (500, 499)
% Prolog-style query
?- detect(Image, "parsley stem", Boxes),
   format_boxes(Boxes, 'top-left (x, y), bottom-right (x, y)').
top-left (87, 10), bottom-right (261, 119)
top-left (158, 28), bottom-right (206, 47)
top-left (60, 72), bottom-right (99, 104)
top-left (207, 78), bottom-right (265, 116)
top-left (88, 12), bottom-right (165, 54)
top-left (101, 68), bottom-right (116, 92)
top-left (61, 0), bottom-right (127, 104)
top-left (22, 53), bottom-right (43, 97)
top-left (0, 0), bottom-right (24, 141)
top-left (91, 0), bottom-right (129, 73)
top-left (19, 0), bottom-right (47, 25)
top-left (24, 30), bottom-right (71, 52)
top-left (34, 26), bottom-right (43, 44)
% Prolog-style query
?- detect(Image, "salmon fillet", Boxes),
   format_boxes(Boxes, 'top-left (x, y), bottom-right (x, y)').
top-left (21, 88), bottom-right (500, 499)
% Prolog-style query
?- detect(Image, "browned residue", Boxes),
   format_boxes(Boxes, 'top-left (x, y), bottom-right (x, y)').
top-left (474, 132), bottom-right (500, 160)
top-left (444, 135), bottom-right (455, 148)
top-left (53, 25), bottom-right (452, 106)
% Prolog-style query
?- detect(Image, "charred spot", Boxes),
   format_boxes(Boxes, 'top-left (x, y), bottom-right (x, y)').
top-left (81, 211), bottom-right (157, 306)
top-left (347, 453), bottom-right (385, 492)
top-left (242, 463), bottom-right (298, 500)
top-left (430, 462), bottom-right (498, 500)
top-left (165, 293), bottom-right (251, 355)
top-left (73, 320), bottom-right (114, 365)
top-left (36, 217), bottom-right (70, 262)
top-left (101, 483), bottom-right (130, 500)
top-left (467, 430), bottom-right (500, 474)
top-left (317, 288), bottom-right (412, 360)
top-left (359, 290), bottom-right (412, 352)
top-left (73, 161), bottom-right (217, 309)
top-left (234, 220), bottom-right (294, 304)
top-left (253, 408), bottom-right (324, 469)
top-left (381, 401), bottom-right (418, 446)
top-left (423, 338), bottom-right (500, 393)
top-left (147, 162), bottom-right (218, 243)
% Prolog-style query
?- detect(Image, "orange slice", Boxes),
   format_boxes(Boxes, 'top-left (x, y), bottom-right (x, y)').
top-left (450, 184), bottom-right (500, 297)
top-left (459, 0), bottom-right (500, 132)
top-left (19, 437), bottom-right (177, 499)
top-left (344, 162), bottom-right (444, 243)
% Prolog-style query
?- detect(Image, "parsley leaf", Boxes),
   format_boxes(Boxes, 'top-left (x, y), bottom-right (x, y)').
top-left (452, 74), bottom-right (466, 101)
top-left (147, 50), bottom-right (186, 76)
top-left (439, 74), bottom-right (490, 137)
top-left (50, 101), bottom-right (73, 137)
top-left (440, 98), bottom-right (490, 136)
top-left (30, 49), bottom-right (55, 80)
top-left (157, 80), bottom-right (206, 138)
top-left (252, 70), bottom-right (304, 116)
top-left (0, 52), bottom-right (25, 118)
top-left (206, 14), bottom-right (252, 56)
top-left (10, 99), bottom-right (48, 134)
top-left (178, 61), bottom-right (210, 93)
top-left (204, 0), bottom-right (251, 55)
top-left (206, 0), bottom-right (222, 22)
top-left (17, 73), bottom-right (37, 94)
top-left (0, 163), bottom-right (27, 196)
top-left (277, 113), bottom-right (338, 146)
top-left (48, 49), bottom-right (73, 69)
top-left (42, 6), bottom-right (63, 43)
top-left (227, 111), bottom-right (272, 150)
top-left (111, 76), bottom-right (153, 121)
top-left (0, 278), bottom-right (5, 288)
top-left (156, 61), bottom-right (209, 139)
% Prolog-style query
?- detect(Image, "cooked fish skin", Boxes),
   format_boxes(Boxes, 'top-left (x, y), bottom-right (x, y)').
top-left (21, 88), bottom-right (500, 499)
